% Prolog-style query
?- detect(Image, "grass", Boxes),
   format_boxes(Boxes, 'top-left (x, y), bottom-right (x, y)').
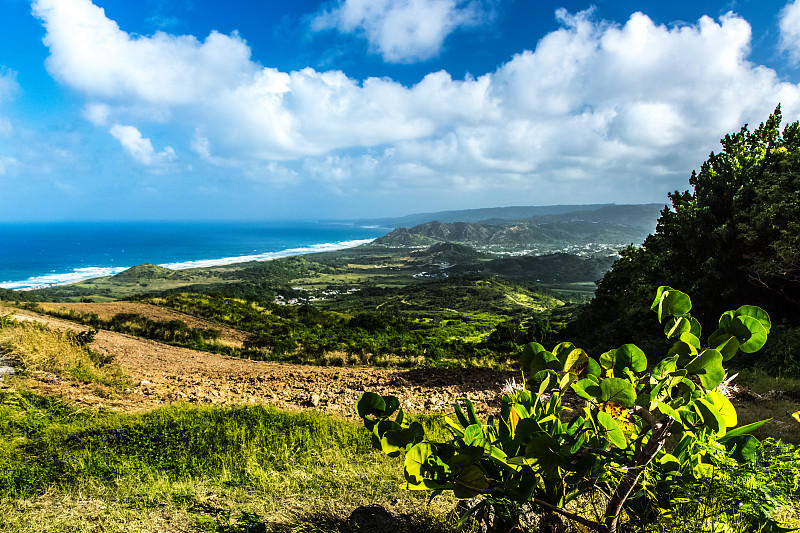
top-left (2, 306), bottom-right (799, 531)
top-left (0, 314), bottom-right (127, 390)
top-left (0, 391), bottom-right (458, 533)
top-left (0, 389), bottom-right (797, 533)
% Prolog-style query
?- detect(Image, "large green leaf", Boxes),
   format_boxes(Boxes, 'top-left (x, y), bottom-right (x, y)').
top-left (689, 317), bottom-right (702, 338)
top-left (667, 340), bottom-right (697, 367)
top-left (735, 305), bottom-right (771, 333)
top-left (710, 333), bottom-right (741, 361)
top-left (704, 392), bottom-right (737, 428)
top-left (377, 419), bottom-right (404, 456)
top-left (529, 349), bottom-right (561, 375)
top-left (525, 432), bottom-right (563, 469)
top-left (732, 315), bottom-right (769, 353)
top-left (453, 465), bottom-right (489, 498)
top-left (463, 424), bottom-right (488, 448)
top-left (562, 348), bottom-right (589, 374)
top-left (572, 378), bottom-right (600, 402)
top-left (585, 357), bottom-right (602, 380)
top-left (357, 392), bottom-right (386, 418)
top-left (664, 316), bottom-right (692, 338)
top-left (521, 342), bottom-right (546, 369)
top-left (600, 378), bottom-right (636, 407)
top-left (650, 286), bottom-right (673, 311)
top-left (599, 349), bottom-right (616, 371)
top-left (655, 289), bottom-right (692, 323)
top-left (404, 442), bottom-right (433, 484)
top-left (679, 332), bottom-right (701, 352)
top-left (656, 400), bottom-right (681, 422)
top-left (723, 434), bottom-right (760, 462)
top-left (552, 341), bottom-right (577, 359)
top-left (718, 310), bottom-right (735, 331)
top-left (684, 349), bottom-right (725, 390)
top-left (695, 398), bottom-right (725, 435)
top-left (651, 355), bottom-right (679, 381)
top-left (658, 453), bottom-right (680, 472)
top-left (597, 411), bottom-right (627, 449)
top-left (614, 344), bottom-right (647, 374)
top-left (719, 419), bottom-right (770, 441)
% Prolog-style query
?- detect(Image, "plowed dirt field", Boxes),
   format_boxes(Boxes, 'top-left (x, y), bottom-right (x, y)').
top-left (1, 305), bottom-right (516, 419)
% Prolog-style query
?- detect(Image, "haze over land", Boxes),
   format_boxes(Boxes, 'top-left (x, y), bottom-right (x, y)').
top-left (3, 1), bottom-right (800, 220)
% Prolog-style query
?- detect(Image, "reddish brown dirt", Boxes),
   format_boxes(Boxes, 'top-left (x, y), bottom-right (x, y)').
top-left (1, 306), bottom-right (516, 419)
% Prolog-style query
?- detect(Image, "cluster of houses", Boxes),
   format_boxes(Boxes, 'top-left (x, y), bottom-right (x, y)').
top-left (273, 286), bottom-right (360, 306)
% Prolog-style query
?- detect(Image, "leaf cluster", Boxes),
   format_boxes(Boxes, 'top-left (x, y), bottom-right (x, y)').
top-left (357, 288), bottom-right (788, 532)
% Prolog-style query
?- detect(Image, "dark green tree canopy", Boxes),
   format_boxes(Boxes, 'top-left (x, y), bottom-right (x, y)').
top-left (575, 106), bottom-right (800, 350)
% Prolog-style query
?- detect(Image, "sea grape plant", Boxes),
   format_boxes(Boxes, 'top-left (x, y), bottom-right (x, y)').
top-left (357, 287), bottom-right (778, 533)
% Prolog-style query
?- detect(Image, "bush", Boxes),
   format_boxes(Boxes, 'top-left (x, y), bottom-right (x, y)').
top-left (357, 287), bottom-right (792, 532)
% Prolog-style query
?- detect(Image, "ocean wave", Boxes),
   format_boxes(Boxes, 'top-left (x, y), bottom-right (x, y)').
top-left (0, 267), bottom-right (128, 290)
top-left (160, 238), bottom-right (375, 270)
top-left (0, 238), bottom-right (375, 291)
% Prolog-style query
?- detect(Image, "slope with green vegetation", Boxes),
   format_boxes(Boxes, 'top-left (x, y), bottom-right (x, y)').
top-left (1, 291), bottom-right (799, 532)
top-left (0, 390), bottom-right (458, 533)
top-left (369, 203), bottom-right (662, 255)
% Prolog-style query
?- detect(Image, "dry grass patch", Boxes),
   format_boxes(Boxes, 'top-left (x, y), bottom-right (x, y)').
top-left (0, 315), bottom-right (127, 389)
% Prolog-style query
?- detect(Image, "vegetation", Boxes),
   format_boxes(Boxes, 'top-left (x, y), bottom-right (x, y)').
top-left (574, 107), bottom-right (800, 367)
top-left (358, 287), bottom-right (799, 532)
top-left (11, 274), bottom-right (581, 369)
top-left (0, 314), bottom-right (126, 389)
top-left (17, 304), bottom-right (230, 354)
top-left (0, 390), bottom-right (457, 532)
top-left (147, 290), bottom-right (533, 368)
top-left (2, 110), bottom-right (800, 532)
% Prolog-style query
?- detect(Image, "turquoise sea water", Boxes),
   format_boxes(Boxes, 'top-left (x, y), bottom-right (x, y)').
top-left (0, 221), bottom-right (389, 290)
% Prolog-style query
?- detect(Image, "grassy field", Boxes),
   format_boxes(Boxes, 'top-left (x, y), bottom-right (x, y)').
top-left (0, 391), bottom-right (461, 533)
top-left (0, 389), bottom-right (797, 533)
top-left (1, 315), bottom-right (800, 532)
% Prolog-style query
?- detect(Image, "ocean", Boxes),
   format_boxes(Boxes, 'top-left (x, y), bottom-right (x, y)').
top-left (0, 221), bottom-right (389, 290)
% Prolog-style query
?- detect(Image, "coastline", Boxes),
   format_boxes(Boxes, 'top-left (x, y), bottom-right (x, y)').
top-left (1, 237), bottom-right (376, 291)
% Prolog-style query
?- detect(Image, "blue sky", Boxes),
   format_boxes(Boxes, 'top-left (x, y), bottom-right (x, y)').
top-left (1, 0), bottom-right (800, 221)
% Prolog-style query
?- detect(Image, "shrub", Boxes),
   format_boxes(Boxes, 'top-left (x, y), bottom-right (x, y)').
top-left (357, 287), bottom-right (787, 532)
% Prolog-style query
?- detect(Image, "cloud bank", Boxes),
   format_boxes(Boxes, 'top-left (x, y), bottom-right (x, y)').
top-left (31, 0), bottom-right (800, 207)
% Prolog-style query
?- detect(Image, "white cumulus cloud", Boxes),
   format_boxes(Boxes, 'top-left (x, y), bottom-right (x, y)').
top-left (312, 0), bottom-right (496, 62)
top-left (32, 0), bottom-right (257, 104)
top-left (31, 0), bottom-right (800, 206)
top-left (109, 124), bottom-right (175, 166)
top-left (779, 0), bottom-right (800, 64)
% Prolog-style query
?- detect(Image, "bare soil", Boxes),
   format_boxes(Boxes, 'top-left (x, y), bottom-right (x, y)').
top-left (1, 305), bottom-right (516, 419)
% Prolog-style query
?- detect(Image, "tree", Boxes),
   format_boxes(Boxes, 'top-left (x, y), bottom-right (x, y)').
top-left (573, 106), bottom-right (800, 350)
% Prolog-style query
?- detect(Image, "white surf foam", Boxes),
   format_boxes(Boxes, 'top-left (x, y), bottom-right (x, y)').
top-left (0, 238), bottom-right (375, 290)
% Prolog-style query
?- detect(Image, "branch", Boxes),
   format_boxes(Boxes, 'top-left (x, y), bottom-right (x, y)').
top-left (453, 480), bottom-right (607, 531)
top-left (531, 497), bottom-right (606, 532)
top-left (603, 416), bottom-right (674, 533)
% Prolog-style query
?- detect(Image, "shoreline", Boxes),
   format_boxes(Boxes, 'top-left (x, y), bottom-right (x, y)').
top-left (1, 237), bottom-right (376, 291)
